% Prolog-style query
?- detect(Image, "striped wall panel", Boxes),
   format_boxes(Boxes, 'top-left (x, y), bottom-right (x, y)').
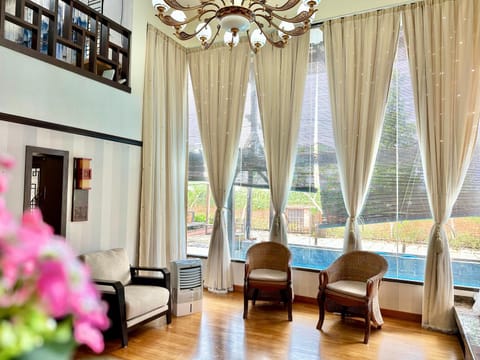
top-left (0, 118), bottom-right (141, 259)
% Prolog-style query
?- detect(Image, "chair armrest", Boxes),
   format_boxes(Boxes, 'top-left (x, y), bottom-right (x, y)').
top-left (366, 272), bottom-right (385, 297)
top-left (244, 263), bottom-right (251, 280)
top-left (129, 266), bottom-right (170, 290)
top-left (93, 279), bottom-right (124, 294)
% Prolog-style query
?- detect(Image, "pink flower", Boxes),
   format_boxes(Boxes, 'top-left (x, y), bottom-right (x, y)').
top-left (0, 154), bottom-right (15, 169)
top-left (37, 260), bottom-right (70, 318)
top-left (0, 174), bottom-right (8, 194)
top-left (74, 321), bottom-right (105, 353)
top-left (0, 198), bottom-right (15, 236)
top-left (0, 154), bottom-right (109, 355)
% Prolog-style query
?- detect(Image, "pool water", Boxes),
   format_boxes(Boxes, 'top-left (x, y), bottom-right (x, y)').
top-left (232, 245), bottom-right (480, 289)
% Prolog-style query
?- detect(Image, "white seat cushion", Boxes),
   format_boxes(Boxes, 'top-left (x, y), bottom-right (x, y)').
top-left (326, 280), bottom-right (366, 298)
top-left (249, 269), bottom-right (287, 282)
top-left (124, 285), bottom-right (170, 321)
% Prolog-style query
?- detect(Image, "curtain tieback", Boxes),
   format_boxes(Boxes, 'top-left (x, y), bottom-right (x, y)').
top-left (272, 213), bottom-right (282, 235)
top-left (214, 207), bottom-right (228, 222)
top-left (348, 216), bottom-right (356, 233)
top-left (433, 223), bottom-right (444, 254)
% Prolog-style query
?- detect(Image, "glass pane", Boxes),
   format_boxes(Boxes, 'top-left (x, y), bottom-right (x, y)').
top-left (4, 21), bottom-right (31, 48)
top-left (56, 43), bottom-right (77, 65)
top-left (73, 8), bottom-right (88, 29)
top-left (40, 15), bottom-right (50, 54)
top-left (109, 28), bottom-right (122, 47)
top-left (57, 1), bottom-right (68, 38)
top-left (24, 7), bottom-right (34, 24)
top-left (5, 0), bottom-right (15, 15)
top-left (30, 0), bottom-right (54, 11)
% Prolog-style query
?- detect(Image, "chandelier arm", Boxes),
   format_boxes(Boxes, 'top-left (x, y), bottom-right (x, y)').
top-left (250, 0), bottom-right (301, 12)
top-left (269, 20), bottom-right (311, 36)
top-left (157, 12), bottom-right (202, 28)
top-left (163, 0), bottom-right (220, 12)
top-left (201, 24), bottom-right (222, 50)
top-left (253, 13), bottom-right (273, 25)
top-left (174, 16), bottom-right (217, 41)
top-left (268, 9), bottom-right (317, 23)
top-left (252, 21), bottom-right (287, 48)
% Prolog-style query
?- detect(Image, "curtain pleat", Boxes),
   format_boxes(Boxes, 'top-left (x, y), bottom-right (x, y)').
top-left (139, 25), bottom-right (188, 267)
top-left (403, 0), bottom-right (480, 332)
top-left (323, 8), bottom-right (401, 252)
top-left (188, 42), bottom-right (250, 292)
top-left (253, 35), bottom-right (309, 246)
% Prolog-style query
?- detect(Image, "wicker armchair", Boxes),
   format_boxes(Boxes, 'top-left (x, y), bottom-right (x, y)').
top-left (316, 251), bottom-right (388, 344)
top-left (243, 242), bottom-right (293, 321)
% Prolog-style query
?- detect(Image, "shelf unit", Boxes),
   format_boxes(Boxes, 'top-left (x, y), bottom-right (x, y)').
top-left (0, 0), bottom-right (131, 91)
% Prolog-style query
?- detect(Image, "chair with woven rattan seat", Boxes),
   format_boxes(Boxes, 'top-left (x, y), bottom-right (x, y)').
top-left (316, 250), bottom-right (388, 344)
top-left (243, 241), bottom-right (293, 321)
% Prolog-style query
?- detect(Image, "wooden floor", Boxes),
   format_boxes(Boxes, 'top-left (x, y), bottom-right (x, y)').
top-left (76, 291), bottom-right (463, 360)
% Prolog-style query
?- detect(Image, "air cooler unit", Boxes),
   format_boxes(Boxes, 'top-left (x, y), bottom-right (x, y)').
top-left (171, 259), bottom-right (203, 316)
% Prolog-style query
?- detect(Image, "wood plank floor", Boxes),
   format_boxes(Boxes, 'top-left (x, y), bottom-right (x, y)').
top-left (75, 291), bottom-right (463, 360)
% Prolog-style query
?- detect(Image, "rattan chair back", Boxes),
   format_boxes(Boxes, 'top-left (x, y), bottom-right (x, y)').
top-left (245, 241), bottom-right (291, 272)
top-left (332, 251), bottom-right (388, 282)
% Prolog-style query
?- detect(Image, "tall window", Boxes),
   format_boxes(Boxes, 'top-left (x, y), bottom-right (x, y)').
top-left (186, 25), bottom-right (480, 287)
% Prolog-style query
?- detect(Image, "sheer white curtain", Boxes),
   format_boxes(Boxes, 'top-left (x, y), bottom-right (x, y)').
top-left (188, 42), bottom-right (250, 292)
top-left (139, 25), bottom-right (188, 267)
top-left (323, 8), bottom-right (400, 252)
top-left (253, 36), bottom-right (309, 246)
top-left (403, 0), bottom-right (480, 332)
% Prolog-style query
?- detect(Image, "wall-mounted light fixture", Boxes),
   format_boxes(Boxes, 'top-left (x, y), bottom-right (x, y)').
top-left (75, 158), bottom-right (92, 190)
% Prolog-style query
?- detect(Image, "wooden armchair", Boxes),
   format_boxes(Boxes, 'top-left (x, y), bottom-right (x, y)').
top-left (243, 242), bottom-right (293, 321)
top-left (79, 248), bottom-right (171, 347)
top-left (316, 251), bottom-right (388, 344)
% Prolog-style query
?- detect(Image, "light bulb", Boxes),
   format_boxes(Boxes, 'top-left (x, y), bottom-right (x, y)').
top-left (171, 10), bottom-right (187, 30)
top-left (303, 0), bottom-right (321, 6)
top-left (250, 29), bottom-right (266, 49)
top-left (152, 0), bottom-right (169, 12)
top-left (278, 21), bottom-right (295, 41)
top-left (224, 31), bottom-right (239, 48)
top-left (196, 23), bottom-right (212, 43)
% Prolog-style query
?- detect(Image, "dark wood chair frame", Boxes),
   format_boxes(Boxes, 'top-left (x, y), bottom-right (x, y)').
top-left (243, 242), bottom-right (293, 321)
top-left (94, 266), bottom-right (172, 347)
top-left (316, 251), bottom-right (388, 344)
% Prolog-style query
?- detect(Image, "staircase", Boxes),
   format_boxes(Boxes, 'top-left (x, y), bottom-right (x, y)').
top-left (87, 0), bottom-right (103, 13)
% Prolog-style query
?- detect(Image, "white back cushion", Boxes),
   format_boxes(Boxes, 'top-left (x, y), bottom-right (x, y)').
top-left (80, 248), bottom-right (131, 286)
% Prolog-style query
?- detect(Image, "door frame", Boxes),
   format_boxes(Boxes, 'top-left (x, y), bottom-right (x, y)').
top-left (23, 146), bottom-right (69, 236)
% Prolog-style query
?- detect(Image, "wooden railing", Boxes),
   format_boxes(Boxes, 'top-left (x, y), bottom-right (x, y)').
top-left (0, 0), bottom-right (131, 92)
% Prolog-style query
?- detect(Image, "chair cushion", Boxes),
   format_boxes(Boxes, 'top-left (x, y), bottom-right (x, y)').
top-left (79, 248), bottom-right (131, 286)
top-left (124, 285), bottom-right (170, 321)
top-left (326, 280), bottom-right (366, 298)
top-left (249, 269), bottom-right (287, 282)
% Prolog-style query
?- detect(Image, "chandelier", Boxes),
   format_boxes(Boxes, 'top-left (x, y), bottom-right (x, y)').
top-left (152, 0), bottom-right (320, 52)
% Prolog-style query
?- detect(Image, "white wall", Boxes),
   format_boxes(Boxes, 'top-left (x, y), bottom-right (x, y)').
top-left (0, 46), bottom-right (142, 140)
top-left (0, 0), bottom-right (158, 260)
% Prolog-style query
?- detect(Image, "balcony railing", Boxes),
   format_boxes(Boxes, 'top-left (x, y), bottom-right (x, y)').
top-left (0, 0), bottom-right (131, 92)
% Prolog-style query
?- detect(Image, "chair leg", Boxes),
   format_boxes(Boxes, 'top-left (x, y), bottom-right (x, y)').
top-left (120, 323), bottom-right (128, 348)
top-left (287, 287), bottom-right (293, 321)
top-left (243, 286), bottom-right (248, 319)
top-left (316, 292), bottom-right (325, 330)
top-left (252, 289), bottom-right (259, 305)
top-left (364, 311), bottom-right (372, 344)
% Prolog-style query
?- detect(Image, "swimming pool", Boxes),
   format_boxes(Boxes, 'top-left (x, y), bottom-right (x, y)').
top-left (232, 244), bottom-right (480, 289)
